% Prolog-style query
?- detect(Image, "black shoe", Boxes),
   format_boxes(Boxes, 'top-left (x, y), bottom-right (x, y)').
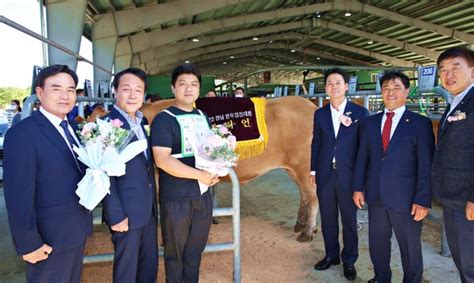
top-left (314, 257), bottom-right (340, 270)
top-left (367, 279), bottom-right (379, 283)
top-left (343, 264), bottom-right (357, 281)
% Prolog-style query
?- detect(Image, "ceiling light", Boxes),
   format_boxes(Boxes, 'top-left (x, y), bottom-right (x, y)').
top-left (316, 57), bottom-right (321, 60)
top-left (367, 41), bottom-right (373, 44)
top-left (223, 61), bottom-right (227, 64)
top-left (268, 40), bottom-right (273, 44)
top-left (344, 12), bottom-right (351, 17)
top-left (192, 38), bottom-right (199, 42)
top-left (185, 60), bottom-right (190, 63)
top-left (253, 37), bottom-right (259, 41)
top-left (291, 49), bottom-right (296, 53)
top-left (230, 56), bottom-right (235, 59)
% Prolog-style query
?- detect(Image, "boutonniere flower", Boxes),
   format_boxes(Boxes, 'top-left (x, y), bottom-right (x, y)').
top-left (144, 125), bottom-right (151, 136)
top-left (339, 112), bottom-right (353, 127)
top-left (447, 110), bottom-right (467, 123)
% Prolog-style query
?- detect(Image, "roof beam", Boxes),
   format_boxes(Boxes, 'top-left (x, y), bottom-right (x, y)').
top-left (314, 38), bottom-right (419, 67)
top-left (147, 42), bottom-right (375, 74)
top-left (142, 33), bottom-right (304, 69)
top-left (93, 0), bottom-right (242, 37)
top-left (140, 31), bottom-right (405, 70)
top-left (120, 1), bottom-right (473, 56)
top-left (315, 19), bottom-right (440, 61)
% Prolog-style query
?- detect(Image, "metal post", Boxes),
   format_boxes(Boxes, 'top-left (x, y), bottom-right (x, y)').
top-left (38, 0), bottom-right (48, 66)
top-left (363, 94), bottom-right (370, 110)
top-left (229, 169), bottom-right (241, 283)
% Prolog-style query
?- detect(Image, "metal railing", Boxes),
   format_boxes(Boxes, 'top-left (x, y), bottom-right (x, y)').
top-left (83, 169), bottom-right (242, 283)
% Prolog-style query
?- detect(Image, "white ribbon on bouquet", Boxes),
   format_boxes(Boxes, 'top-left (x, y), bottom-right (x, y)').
top-left (188, 130), bottom-right (232, 195)
top-left (73, 139), bottom-right (147, 210)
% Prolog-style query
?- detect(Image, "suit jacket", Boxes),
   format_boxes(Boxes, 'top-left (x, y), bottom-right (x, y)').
top-left (311, 101), bottom-right (369, 191)
top-left (432, 87), bottom-right (474, 210)
top-left (3, 111), bottom-right (93, 255)
top-left (353, 110), bottom-right (435, 212)
top-left (102, 107), bottom-right (157, 230)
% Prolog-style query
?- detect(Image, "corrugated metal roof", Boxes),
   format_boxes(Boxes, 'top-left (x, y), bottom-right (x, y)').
top-left (84, 0), bottom-right (474, 82)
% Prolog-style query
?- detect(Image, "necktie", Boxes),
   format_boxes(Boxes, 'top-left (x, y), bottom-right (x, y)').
top-left (382, 112), bottom-right (394, 153)
top-left (59, 120), bottom-right (81, 171)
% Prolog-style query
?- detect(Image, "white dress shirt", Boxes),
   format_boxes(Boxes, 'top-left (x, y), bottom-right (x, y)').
top-left (330, 98), bottom-right (348, 139)
top-left (380, 105), bottom-right (406, 139)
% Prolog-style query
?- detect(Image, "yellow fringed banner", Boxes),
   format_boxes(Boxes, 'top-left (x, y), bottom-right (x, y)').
top-left (235, 97), bottom-right (268, 160)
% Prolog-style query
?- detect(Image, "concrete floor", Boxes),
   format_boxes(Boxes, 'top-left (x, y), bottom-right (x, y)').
top-left (0, 170), bottom-right (462, 282)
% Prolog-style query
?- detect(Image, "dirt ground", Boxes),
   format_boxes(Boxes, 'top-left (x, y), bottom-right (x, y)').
top-left (82, 169), bottom-right (459, 283)
top-left (0, 169), bottom-right (460, 282)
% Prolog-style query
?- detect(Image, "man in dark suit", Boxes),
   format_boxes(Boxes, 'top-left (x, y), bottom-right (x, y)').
top-left (432, 47), bottom-right (474, 283)
top-left (102, 68), bottom-right (158, 283)
top-left (3, 65), bottom-right (93, 282)
top-left (310, 68), bottom-right (369, 280)
top-left (353, 71), bottom-right (435, 283)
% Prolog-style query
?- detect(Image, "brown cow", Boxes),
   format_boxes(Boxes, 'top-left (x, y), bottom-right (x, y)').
top-left (141, 96), bottom-right (319, 242)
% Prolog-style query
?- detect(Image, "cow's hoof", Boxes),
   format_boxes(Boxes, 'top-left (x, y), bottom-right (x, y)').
top-left (212, 218), bottom-right (219, 225)
top-left (297, 232), bottom-right (313, 242)
top-left (293, 222), bottom-right (305, 233)
top-left (313, 228), bottom-right (318, 234)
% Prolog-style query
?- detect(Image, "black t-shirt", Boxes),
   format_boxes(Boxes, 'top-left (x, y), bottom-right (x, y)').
top-left (150, 106), bottom-right (210, 201)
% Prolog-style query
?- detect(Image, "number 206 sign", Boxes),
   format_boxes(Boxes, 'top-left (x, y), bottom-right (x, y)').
top-left (418, 65), bottom-right (437, 90)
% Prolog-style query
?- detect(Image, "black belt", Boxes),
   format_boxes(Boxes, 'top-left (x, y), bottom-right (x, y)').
top-left (332, 162), bottom-right (337, 169)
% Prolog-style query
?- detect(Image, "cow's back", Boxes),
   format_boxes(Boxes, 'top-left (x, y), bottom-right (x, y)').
top-left (235, 96), bottom-right (317, 183)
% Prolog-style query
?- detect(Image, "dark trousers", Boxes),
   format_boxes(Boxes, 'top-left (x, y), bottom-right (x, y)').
top-left (26, 243), bottom-right (85, 283)
top-left (160, 191), bottom-right (212, 283)
top-left (368, 200), bottom-right (423, 283)
top-left (111, 215), bottom-right (158, 283)
top-left (443, 206), bottom-right (474, 283)
top-left (317, 169), bottom-right (358, 264)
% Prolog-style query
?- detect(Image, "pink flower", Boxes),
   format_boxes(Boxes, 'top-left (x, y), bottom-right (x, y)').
top-left (110, 119), bottom-right (123, 128)
top-left (339, 115), bottom-right (352, 127)
top-left (218, 125), bottom-right (229, 135)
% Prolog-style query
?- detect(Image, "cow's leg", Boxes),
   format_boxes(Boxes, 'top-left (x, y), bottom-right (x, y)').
top-left (296, 184), bottom-right (318, 243)
top-left (286, 169), bottom-right (319, 242)
top-left (294, 195), bottom-right (309, 233)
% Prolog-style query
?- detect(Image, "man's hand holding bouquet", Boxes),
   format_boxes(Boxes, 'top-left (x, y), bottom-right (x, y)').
top-left (73, 118), bottom-right (147, 210)
top-left (190, 124), bottom-right (239, 194)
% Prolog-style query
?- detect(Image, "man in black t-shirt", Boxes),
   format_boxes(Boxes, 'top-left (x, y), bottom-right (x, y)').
top-left (151, 63), bottom-right (219, 282)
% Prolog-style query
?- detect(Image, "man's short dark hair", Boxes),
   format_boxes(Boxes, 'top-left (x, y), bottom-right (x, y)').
top-left (113, 67), bottom-right (147, 91)
top-left (437, 46), bottom-right (474, 67)
top-left (380, 71), bottom-right (410, 89)
top-left (234, 87), bottom-right (245, 93)
top-left (36, 64), bottom-right (78, 88)
top-left (171, 63), bottom-right (202, 86)
top-left (324, 68), bottom-right (348, 85)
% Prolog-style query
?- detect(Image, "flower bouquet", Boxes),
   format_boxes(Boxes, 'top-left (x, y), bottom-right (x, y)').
top-left (73, 118), bottom-right (147, 210)
top-left (190, 124), bottom-right (239, 194)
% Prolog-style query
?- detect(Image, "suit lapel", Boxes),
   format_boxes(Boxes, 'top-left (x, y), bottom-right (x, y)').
top-left (386, 110), bottom-right (411, 153)
top-left (110, 107), bottom-right (147, 161)
top-left (323, 105), bottom-right (336, 142)
top-left (374, 113), bottom-right (384, 155)
top-left (34, 112), bottom-right (81, 172)
top-left (336, 101), bottom-right (354, 140)
top-left (438, 88), bottom-right (474, 142)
